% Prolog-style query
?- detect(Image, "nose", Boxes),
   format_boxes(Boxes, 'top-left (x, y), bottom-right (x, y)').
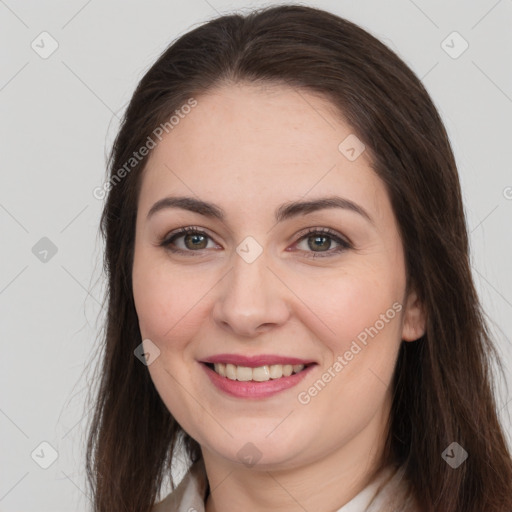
top-left (212, 246), bottom-right (291, 338)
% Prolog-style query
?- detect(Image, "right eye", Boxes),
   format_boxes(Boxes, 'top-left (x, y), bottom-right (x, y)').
top-left (160, 226), bottom-right (219, 255)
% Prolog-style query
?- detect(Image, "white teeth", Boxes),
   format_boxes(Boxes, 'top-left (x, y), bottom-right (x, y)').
top-left (225, 363), bottom-right (237, 380)
top-left (269, 364), bottom-right (283, 379)
top-left (212, 363), bottom-right (305, 381)
top-left (236, 366), bottom-right (253, 381)
top-left (252, 365), bottom-right (270, 382)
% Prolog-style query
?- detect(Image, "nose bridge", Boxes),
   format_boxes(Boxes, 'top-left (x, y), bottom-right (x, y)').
top-left (231, 252), bottom-right (266, 300)
top-left (212, 240), bottom-right (290, 336)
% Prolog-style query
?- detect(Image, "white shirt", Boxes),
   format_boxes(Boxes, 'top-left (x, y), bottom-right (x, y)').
top-left (152, 458), bottom-right (420, 512)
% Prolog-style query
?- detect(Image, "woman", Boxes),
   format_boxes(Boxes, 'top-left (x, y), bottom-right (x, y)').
top-left (85, 4), bottom-right (512, 511)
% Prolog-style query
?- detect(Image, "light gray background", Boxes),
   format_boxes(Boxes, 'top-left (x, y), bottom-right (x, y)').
top-left (1, 1), bottom-right (511, 510)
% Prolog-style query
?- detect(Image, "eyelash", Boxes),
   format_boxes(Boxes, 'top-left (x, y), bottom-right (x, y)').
top-left (159, 226), bottom-right (352, 259)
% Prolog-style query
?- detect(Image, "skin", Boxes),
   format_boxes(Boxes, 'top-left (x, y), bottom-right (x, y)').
top-left (132, 82), bottom-right (426, 512)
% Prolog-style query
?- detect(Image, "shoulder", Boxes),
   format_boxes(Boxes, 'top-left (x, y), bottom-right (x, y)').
top-left (152, 458), bottom-right (208, 512)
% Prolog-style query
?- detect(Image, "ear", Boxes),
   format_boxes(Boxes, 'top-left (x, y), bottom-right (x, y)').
top-left (401, 289), bottom-right (426, 342)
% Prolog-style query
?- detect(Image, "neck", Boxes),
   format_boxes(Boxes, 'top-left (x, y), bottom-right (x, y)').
top-left (203, 404), bottom-right (391, 512)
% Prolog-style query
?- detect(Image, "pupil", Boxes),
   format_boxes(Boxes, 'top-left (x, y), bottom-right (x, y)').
top-left (185, 234), bottom-right (206, 249)
top-left (309, 235), bottom-right (329, 251)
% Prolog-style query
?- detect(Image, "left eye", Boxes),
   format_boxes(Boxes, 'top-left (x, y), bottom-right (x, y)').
top-left (160, 227), bottom-right (351, 258)
top-left (293, 228), bottom-right (351, 258)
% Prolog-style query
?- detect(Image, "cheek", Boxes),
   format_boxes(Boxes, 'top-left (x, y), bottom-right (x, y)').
top-left (295, 272), bottom-right (402, 433)
top-left (132, 255), bottom-right (208, 434)
top-left (293, 265), bottom-right (402, 355)
top-left (132, 252), bottom-right (220, 365)
top-left (318, 278), bottom-right (403, 398)
top-left (132, 253), bottom-right (193, 346)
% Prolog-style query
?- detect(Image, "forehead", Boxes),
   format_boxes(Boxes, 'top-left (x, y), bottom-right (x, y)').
top-left (138, 83), bottom-right (384, 222)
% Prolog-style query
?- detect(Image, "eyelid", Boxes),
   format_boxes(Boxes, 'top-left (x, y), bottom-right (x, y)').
top-left (294, 226), bottom-right (352, 247)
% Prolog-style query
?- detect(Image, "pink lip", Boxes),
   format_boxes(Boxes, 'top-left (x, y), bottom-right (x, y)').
top-left (200, 362), bottom-right (316, 399)
top-left (201, 353), bottom-right (315, 367)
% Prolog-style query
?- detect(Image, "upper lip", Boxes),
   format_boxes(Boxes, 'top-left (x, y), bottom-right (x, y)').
top-left (201, 354), bottom-right (316, 367)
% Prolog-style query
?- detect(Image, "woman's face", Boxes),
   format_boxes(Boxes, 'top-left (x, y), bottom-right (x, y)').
top-left (132, 83), bottom-right (424, 470)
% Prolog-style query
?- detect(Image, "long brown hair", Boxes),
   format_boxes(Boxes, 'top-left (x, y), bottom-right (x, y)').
top-left (85, 5), bottom-right (512, 511)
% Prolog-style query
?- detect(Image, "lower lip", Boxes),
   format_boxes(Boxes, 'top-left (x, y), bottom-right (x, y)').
top-left (200, 362), bottom-right (316, 399)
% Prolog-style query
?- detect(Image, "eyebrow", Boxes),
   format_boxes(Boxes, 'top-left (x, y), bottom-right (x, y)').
top-left (146, 195), bottom-right (374, 225)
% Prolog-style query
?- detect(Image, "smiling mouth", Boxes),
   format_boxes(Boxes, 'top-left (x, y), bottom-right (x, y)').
top-left (204, 362), bottom-right (314, 382)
